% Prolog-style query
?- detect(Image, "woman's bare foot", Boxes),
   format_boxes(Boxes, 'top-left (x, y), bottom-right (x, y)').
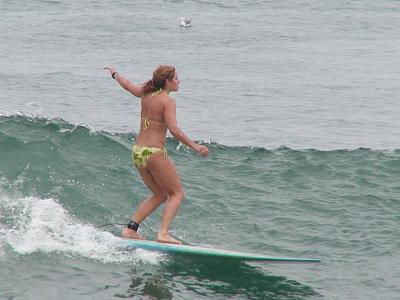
top-left (122, 228), bottom-right (145, 240)
top-left (156, 232), bottom-right (182, 244)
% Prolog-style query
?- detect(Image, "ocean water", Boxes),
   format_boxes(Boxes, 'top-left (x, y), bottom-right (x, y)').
top-left (1, 1), bottom-right (400, 299)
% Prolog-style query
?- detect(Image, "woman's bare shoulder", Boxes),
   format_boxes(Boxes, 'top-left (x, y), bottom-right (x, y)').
top-left (164, 94), bottom-right (176, 103)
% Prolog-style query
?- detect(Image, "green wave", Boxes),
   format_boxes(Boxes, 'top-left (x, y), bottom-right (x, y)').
top-left (1, 114), bottom-right (399, 258)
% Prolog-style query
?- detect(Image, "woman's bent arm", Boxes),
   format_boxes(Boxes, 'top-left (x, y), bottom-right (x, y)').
top-left (164, 99), bottom-right (196, 148)
top-left (164, 99), bottom-right (209, 157)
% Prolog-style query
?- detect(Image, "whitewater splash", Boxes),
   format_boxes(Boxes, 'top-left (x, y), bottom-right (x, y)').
top-left (0, 194), bottom-right (164, 264)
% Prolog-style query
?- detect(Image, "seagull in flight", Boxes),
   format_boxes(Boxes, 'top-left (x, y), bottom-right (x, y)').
top-left (179, 17), bottom-right (191, 27)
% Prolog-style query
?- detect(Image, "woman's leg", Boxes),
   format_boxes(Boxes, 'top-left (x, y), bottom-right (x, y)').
top-left (146, 153), bottom-right (185, 244)
top-left (122, 167), bottom-right (167, 239)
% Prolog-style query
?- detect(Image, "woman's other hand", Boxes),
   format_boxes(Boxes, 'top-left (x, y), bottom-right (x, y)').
top-left (193, 144), bottom-right (209, 157)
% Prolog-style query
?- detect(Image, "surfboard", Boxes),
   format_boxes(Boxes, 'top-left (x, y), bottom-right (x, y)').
top-left (118, 238), bottom-right (321, 263)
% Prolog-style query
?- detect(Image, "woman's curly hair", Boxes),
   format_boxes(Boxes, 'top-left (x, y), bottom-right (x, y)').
top-left (142, 65), bottom-right (176, 95)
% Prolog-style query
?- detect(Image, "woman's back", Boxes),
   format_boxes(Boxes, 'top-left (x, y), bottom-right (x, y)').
top-left (136, 92), bottom-right (168, 148)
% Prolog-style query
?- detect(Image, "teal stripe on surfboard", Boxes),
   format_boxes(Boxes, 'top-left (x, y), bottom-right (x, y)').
top-left (118, 238), bottom-right (321, 263)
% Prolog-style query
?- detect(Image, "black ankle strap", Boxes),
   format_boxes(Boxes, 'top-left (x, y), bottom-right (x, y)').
top-left (127, 220), bottom-right (139, 231)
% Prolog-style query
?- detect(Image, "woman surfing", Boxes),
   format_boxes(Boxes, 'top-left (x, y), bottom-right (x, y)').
top-left (104, 65), bottom-right (208, 244)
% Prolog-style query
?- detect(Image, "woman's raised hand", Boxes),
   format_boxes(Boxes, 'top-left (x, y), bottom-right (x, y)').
top-left (103, 66), bottom-right (117, 76)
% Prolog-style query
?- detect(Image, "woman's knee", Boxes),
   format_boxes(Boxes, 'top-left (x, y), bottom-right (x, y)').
top-left (169, 189), bottom-right (185, 202)
top-left (153, 191), bottom-right (168, 203)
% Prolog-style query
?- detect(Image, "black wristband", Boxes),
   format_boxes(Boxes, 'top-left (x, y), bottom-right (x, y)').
top-left (112, 71), bottom-right (118, 79)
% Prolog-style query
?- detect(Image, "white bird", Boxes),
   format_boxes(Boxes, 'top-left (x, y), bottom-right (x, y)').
top-left (179, 17), bottom-right (191, 27)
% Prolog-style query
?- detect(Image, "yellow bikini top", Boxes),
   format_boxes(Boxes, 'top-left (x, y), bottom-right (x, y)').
top-left (141, 117), bottom-right (164, 130)
top-left (142, 117), bottom-right (152, 130)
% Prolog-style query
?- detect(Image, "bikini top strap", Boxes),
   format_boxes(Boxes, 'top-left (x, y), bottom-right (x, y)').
top-left (142, 117), bottom-right (151, 130)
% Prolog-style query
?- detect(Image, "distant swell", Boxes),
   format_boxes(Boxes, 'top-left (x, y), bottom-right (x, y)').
top-left (1, 114), bottom-right (399, 153)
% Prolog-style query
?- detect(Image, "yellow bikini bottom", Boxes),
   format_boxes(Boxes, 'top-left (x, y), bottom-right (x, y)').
top-left (132, 145), bottom-right (167, 169)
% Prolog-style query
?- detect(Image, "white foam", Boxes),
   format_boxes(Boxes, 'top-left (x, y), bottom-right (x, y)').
top-left (0, 195), bottom-right (164, 264)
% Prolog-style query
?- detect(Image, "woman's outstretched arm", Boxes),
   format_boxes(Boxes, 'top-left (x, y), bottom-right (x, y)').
top-left (104, 66), bottom-right (142, 98)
